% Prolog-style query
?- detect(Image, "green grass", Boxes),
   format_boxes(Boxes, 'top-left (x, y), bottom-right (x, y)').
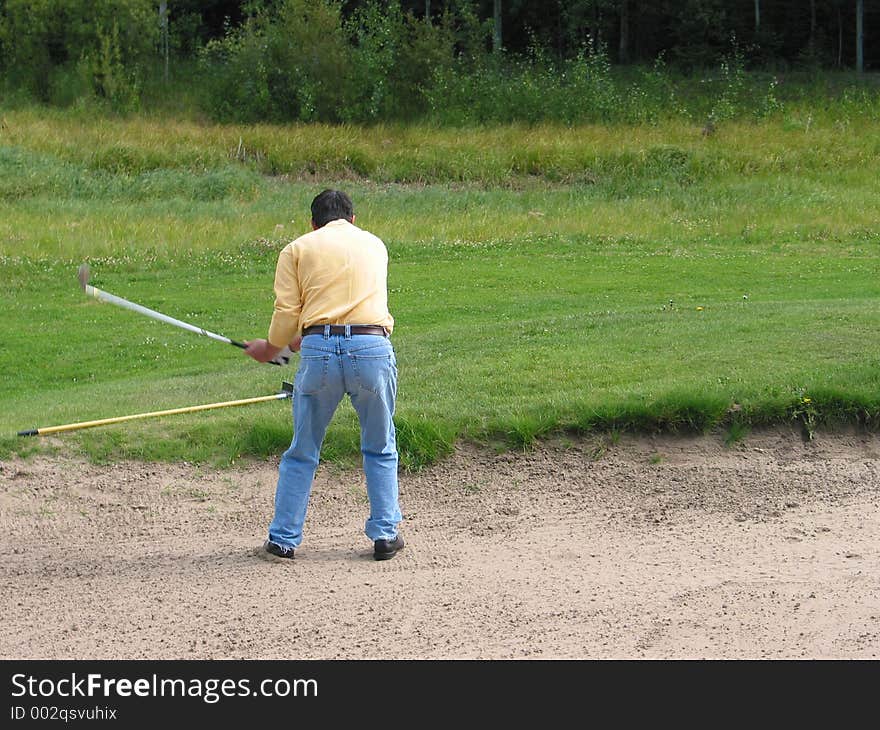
top-left (0, 107), bottom-right (878, 467)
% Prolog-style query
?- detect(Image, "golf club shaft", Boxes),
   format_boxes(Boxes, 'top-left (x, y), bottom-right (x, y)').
top-left (18, 390), bottom-right (292, 436)
top-left (83, 284), bottom-right (246, 348)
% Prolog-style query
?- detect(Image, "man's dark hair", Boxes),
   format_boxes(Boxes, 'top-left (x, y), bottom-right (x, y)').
top-left (311, 189), bottom-right (354, 228)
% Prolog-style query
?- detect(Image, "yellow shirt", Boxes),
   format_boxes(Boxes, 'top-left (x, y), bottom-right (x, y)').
top-left (267, 219), bottom-right (395, 348)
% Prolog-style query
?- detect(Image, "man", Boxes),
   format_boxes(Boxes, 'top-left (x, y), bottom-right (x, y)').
top-left (245, 189), bottom-right (404, 561)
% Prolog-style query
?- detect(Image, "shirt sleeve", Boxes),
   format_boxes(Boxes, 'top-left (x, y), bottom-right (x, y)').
top-left (267, 244), bottom-right (302, 348)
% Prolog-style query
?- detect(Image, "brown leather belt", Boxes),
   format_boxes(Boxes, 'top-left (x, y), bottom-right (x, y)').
top-left (302, 325), bottom-right (389, 337)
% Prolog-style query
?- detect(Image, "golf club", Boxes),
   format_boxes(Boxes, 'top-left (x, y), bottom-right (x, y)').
top-left (18, 382), bottom-right (293, 437)
top-left (77, 263), bottom-right (291, 366)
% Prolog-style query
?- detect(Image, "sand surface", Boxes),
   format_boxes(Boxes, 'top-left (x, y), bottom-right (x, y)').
top-left (2, 427), bottom-right (878, 659)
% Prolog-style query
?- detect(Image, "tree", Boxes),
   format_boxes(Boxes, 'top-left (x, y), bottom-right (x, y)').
top-left (159, 1), bottom-right (169, 82)
top-left (619, 0), bottom-right (629, 62)
top-left (856, 0), bottom-right (864, 71)
top-left (809, 0), bottom-right (816, 52)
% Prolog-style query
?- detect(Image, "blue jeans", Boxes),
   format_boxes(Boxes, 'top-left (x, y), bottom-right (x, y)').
top-left (268, 329), bottom-right (401, 549)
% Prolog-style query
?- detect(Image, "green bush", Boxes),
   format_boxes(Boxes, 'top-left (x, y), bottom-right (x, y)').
top-left (389, 12), bottom-right (456, 120)
top-left (562, 41), bottom-right (623, 122)
top-left (425, 42), bottom-right (627, 125)
top-left (198, 0), bottom-right (456, 125)
top-left (199, 0), bottom-right (351, 123)
top-left (342, 0), bottom-right (402, 122)
top-left (2, 1), bottom-right (877, 127)
top-left (198, 22), bottom-right (272, 123)
top-left (0, 0), bottom-right (155, 104)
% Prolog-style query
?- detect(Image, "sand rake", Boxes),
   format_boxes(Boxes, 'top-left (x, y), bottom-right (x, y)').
top-left (18, 382), bottom-right (293, 437)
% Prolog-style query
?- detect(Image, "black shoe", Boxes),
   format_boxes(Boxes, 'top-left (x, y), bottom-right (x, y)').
top-left (264, 540), bottom-right (295, 559)
top-left (373, 534), bottom-right (405, 561)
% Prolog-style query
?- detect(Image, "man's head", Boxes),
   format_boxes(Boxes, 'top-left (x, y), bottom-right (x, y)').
top-left (311, 189), bottom-right (354, 229)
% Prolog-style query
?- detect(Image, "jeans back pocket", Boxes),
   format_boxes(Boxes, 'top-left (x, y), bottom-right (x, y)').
top-left (296, 355), bottom-right (330, 395)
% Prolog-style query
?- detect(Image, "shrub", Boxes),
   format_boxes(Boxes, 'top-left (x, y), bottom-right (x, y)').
top-left (342, 0), bottom-right (403, 122)
top-left (0, 0), bottom-right (155, 104)
top-left (398, 14), bottom-right (456, 119)
top-left (199, 0), bottom-right (351, 123)
top-left (563, 40), bottom-right (623, 123)
top-left (198, 22), bottom-right (271, 123)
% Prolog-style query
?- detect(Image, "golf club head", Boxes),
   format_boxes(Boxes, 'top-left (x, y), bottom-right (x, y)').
top-left (77, 263), bottom-right (90, 291)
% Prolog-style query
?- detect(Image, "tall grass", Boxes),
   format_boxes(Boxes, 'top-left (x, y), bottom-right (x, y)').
top-left (2, 99), bottom-right (878, 177)
top-left (1, 110), bottom-right (878, 261)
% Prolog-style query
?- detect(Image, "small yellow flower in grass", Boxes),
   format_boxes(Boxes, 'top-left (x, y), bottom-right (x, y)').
top-left (803, 397), bottom-right (812, 403)
top-left (696, 306), bottom-right (704, 311)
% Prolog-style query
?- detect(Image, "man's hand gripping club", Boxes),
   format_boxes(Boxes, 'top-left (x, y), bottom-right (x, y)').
top-left (245, 336), bottom-right (302, 365)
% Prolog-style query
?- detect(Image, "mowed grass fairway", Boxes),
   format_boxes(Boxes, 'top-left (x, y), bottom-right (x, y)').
top-left (1, 108), bottom-right (878, 466)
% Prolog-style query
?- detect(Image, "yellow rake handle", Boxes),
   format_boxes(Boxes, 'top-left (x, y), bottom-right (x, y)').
top-left (18, 385), bottom-right (292, 436)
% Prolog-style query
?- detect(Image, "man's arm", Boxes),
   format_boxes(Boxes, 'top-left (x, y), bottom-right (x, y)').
top-left (267, 245), bottom-right (303, 349)
top-left (245, 244), bottom-right (303, 364)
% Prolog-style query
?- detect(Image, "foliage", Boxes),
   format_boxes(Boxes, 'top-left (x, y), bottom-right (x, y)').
top-left (791, 395), bottom-right (818, 441)
top-left (708, 38), bottom-right (749, 124)
top-left (343, 0), bottom-right (403, 122)
top-left (80, 22), bottom-right (142, 112)
top-left (343, 1), bottom-right (456, 122)
top-left (199, 0), bottom-right (351, 123)
top-left (390, 11), bottom-right (456, 120)
top-left (199, 0), bottom-right (461, 124)
top-left (2, 1), bottom-right (876, 123)
top-left (0, 0), bottom-right (156, 106)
